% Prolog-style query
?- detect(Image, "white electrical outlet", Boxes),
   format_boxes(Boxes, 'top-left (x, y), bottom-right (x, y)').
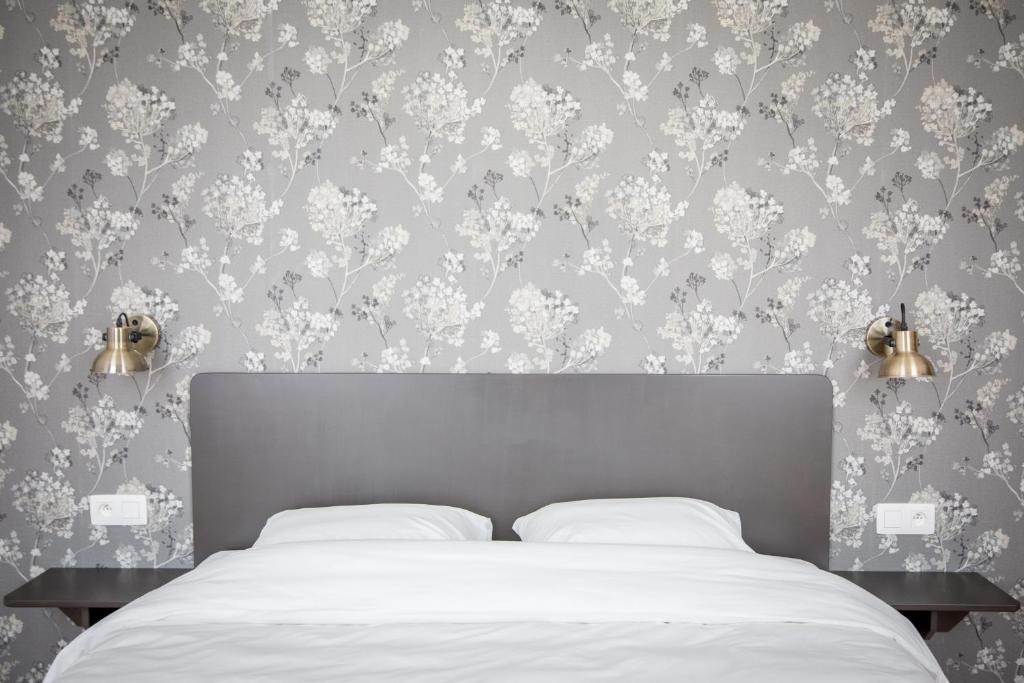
top-left (89, 494), bottom-right (148, 526)
top-left (875, 503), bottom-right (935, 535)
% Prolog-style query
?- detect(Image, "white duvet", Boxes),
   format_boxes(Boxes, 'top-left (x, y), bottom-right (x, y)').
top-left (46, 541), bottom-right (946, 682)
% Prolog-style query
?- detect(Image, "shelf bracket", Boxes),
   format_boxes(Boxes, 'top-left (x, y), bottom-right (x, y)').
top-left (900, 610), bottom-right (968, 639)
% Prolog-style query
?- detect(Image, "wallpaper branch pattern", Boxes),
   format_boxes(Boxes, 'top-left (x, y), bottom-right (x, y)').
top-left (0, 0), bottom-right (1021, 679)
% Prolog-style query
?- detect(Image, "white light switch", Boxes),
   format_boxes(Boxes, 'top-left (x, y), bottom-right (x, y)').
top-left (89, 494), bottom-right (148, 526)
top-left (875, 503), bottom-right (935, 535)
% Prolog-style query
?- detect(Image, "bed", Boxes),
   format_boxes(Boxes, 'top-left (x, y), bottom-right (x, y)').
top-left (44, 374), bottom-right (946, 682)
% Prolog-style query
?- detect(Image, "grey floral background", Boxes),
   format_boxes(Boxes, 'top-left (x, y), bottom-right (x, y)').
top-left (0, 0), bottom-right (1021, 679)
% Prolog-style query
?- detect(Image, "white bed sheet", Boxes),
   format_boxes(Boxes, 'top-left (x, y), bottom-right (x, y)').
top-left (45, 541), bottom-right (947, 682)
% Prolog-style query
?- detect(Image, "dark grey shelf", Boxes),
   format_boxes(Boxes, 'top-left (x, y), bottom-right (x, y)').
top-left (4, 568), bottom-right (189, 628)
top-left (832, 571), bottom-right (1019, 638)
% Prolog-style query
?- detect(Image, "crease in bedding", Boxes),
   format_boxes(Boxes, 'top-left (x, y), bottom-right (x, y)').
top-left (44, 541), bottom-right (947, 682)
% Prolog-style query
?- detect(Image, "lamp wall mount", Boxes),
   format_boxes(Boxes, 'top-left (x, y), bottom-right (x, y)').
top-left (101, 313), bottom-right (160, 353)
top-left (124, 313), bottom-right (160, 354)
top-left (865, 316), bottom-right (899, 358)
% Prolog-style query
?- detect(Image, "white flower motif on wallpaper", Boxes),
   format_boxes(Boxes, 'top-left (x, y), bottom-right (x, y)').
top-left (0, 0), bottom-right (1022, 680)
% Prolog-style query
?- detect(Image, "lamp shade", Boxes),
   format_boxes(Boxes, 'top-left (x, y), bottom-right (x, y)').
top-left (91, 326), bottom-right (149, 375)
top-left (878, 330), bottom-right (935, 378)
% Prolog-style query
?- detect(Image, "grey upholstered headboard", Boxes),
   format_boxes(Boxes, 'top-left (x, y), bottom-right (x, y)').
top-left (190, 373), bottom-right (833, 566)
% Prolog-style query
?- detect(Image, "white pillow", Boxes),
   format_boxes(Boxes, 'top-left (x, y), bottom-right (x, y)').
top-left (513, 497), bottom-right (752, 551)
top-left (254, 504), bottom-right (492, 546)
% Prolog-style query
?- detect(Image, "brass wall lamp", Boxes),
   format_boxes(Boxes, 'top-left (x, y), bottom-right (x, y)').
top-left (91, 312), bottom-right (160, 375)
top-left (864, 303), bottom-right (935, 378)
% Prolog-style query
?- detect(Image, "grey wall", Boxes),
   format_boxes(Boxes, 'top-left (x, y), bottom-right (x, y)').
top-left (0, 1), bottom-right (1021, 679)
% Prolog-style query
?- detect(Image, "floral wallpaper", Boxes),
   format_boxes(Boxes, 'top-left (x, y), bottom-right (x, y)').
top-left (0, 0), bottom-right (1021, 679)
